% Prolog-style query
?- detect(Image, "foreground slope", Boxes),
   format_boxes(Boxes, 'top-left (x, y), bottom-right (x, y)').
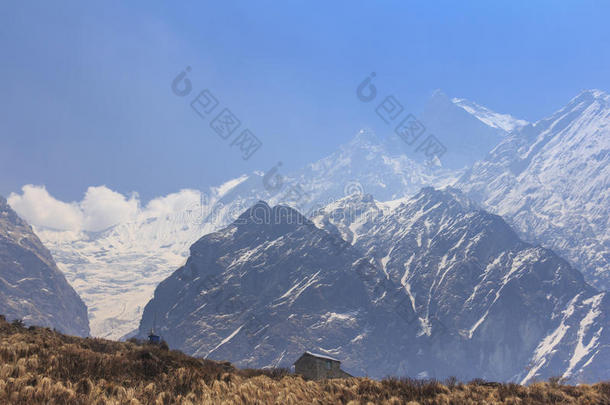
top-left (2, 317), bottom-right (609, 404)
top-left (0, 196), bottom-right (89, 336)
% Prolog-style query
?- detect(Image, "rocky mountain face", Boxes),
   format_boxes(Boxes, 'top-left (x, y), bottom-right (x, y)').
top-left (138, 201), bottom-right (415, 377)
top-left (140, 190), bottom-right (609, 383)
top-left (315, 188), bottom-right (609, 383)
top-left (457, 89), bottom-right (610, 290)
top-left (0, 196), bottom-right (89, 336)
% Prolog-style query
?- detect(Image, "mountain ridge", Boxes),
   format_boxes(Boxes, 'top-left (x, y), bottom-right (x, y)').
top-left (140, 189), bottom-right (610, 382)
top-left (0, 195), bottom-right (89, 336)
top-left (457, 88), bottom-right (610, 289)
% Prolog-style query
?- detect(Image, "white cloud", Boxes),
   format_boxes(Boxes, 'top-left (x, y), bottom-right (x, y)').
top-left (8, 185), bottom-right (83, 231)
top-left (80, 186), bottom-right (139, 232)
top-left (143, 189), bottom-right (202, 219)
top-left (8, 185), bottom-right (204, 232)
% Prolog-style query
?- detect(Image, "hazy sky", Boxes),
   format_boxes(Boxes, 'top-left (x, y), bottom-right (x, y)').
top-left (2, 1), bottom-right (609, 202)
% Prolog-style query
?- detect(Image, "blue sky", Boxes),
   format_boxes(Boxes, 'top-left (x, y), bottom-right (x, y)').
top-left (1, 1), bottom-right (609, 202)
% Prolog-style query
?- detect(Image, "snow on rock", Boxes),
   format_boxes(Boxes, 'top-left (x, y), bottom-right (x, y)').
top-left (458, 89), bottom-right (610, 290)
top-left (144, 189), bottom-right (610, 382)
top-left (452, 97), bottom-right (529, 132)
top-left (138, 202), bottom-right (408, 377)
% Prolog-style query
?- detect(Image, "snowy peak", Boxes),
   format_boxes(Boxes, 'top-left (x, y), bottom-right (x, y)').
top-left (139, 200), bottom-right (405, 376)
top-left (229, 201), bottom-right (316, 241)
top-left (345, 128), bottom-right (382, 149)
top-left (408, 186), bottom-right (479, 214)
top-left (537, 88), bottom-right (610, 130)
top-left (297, 128), bottom-right (462, 203)
top-left (236, 201), bottom-right (310, 227)
top-left (570, 88), bottom-right (609, 105)
top-left (420, 90), bottom-right (507, 169)
top-left (310, 193), bottom-right (387, 245)
top-left (451, 97), bottom-right (529, 132)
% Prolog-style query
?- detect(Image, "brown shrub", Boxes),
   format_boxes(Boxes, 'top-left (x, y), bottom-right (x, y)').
top-left (0, 316), bottom-right (608, 404)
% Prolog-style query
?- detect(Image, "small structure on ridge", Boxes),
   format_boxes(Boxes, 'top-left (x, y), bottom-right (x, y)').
top-left (293, 352), bottom-right (352, 380)
top-left (148, 328), bottom-right (161, 344)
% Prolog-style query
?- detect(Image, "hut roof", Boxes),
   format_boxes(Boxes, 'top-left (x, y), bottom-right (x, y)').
top-left (294, 351), bottom-right (340, 364)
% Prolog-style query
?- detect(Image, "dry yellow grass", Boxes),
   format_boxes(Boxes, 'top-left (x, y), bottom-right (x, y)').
top-left (0, 317), bottom-right (608, 404)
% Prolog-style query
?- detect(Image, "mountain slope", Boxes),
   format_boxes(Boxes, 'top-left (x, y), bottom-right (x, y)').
top-left (141, 191), bottom-right (609, 382)
top-left (34, 201), bottom-right (210, 339)
top-left (457, 89), bottom-right (610, 290)
top-left (0, 196), bottom-right (89, 336)
top-left (138, 201), bottom-right (414, 377)
top-left (412, 90), bottom-right (524, 169)
top-left (451, 97), bottom-right (529, 132)
top-left (311, 188), bottom-right (610, 382)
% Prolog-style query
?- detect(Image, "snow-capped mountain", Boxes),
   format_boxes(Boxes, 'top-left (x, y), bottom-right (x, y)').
top-left (315, 188), bottom-right (609, 382)
top-left (22, 128), bottom-right (464, 340)
top-left (139, 201), bottom-right (416, 377)
top-left (409, 90), bottom-right (527, 169)
top-left (274, 129), bottom-right (461, 205)
top-left (457, 89), bottom-right (610, 291)
top-left (140, 190), bottom-right (609, 382)
top-left (0, 196), bottom-right (89, 336)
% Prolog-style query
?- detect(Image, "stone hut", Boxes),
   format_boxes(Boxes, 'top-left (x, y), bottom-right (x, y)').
top-left (293, 352), bottom-right (352, 380)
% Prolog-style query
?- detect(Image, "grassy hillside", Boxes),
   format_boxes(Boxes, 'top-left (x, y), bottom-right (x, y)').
top-left (0, 317), bottom-right (608, 404)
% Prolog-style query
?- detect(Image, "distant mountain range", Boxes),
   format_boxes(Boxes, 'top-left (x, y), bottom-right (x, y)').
top-left (19, 97), bottom-right (468, 339)
top-left (9, 88), bottom-right (609, 347)
top-left (139, 189), bottom-right (609, 383)
top-left (0, 196), bottom-right (89, 336)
